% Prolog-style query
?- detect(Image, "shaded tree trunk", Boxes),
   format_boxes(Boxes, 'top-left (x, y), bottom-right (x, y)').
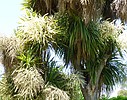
top-left (81, 85), bottom-right (98, 100)
top-left (80, 55), bottom-right (110, 100)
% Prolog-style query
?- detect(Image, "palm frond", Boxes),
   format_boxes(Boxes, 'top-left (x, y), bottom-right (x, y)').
top-left (111, 0), bottom-right (127, 22)
top-left (0, 36), bottom-right (20, 59)
top-left (100, 52), bottom-right (126, 92)
top-left (12, 67), bottom-right (44, 99)
top-left (22, 0), bottom-right (105, 24)
top-left (88, 21), bottom-right (123, 84)
top-left (0, 36), bottom-right (21, 70)
top-left (99, 21), bottom-right (121, 39)
top-left (44, 56), bottom-right (85, 100)
top-left (55, 16), bottom-right (103, 69)
top-left (0, 74), bottom-right (15, 100)
top-left (43, 85), bottom-right (70, 100)
top-left (16, 10), bottom-right (58, 50)
top-left (67, 71), bottom-right (85, 88)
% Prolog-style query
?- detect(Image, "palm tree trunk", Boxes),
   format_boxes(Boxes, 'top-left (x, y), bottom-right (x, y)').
top-left (81, 85), bottom-right (98, 100)
top-left (80, 55), bottom-right (110, 100)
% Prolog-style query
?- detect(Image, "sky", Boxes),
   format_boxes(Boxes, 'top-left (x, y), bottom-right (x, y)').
top-left (0, 0), bottom-right (23, 77)
top-left (0, 0), bottom-right (23, 37)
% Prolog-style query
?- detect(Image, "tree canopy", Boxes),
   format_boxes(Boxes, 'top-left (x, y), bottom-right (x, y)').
top-left (0, 0), bottom-right (127, 100)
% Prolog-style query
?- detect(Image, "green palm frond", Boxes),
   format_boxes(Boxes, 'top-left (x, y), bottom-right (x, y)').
top-left (44, 56), bottom-right (85, 100)
top-left (101, 52), bottom-right (126, 92)
top-left (46, 66), bottom-right (66, 88)
top-left (17, 50), bottom-right (41, 68)
top-left (55, 15), bottom-right (103, 69)
top-left (86, 20), bottom-right (124, 85)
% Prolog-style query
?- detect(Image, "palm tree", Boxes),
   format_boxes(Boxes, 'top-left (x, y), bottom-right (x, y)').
top-left (54, 16), bottom-right (126, 99)
top-left (1, 0), bottom-right (127, 100)
top-left (21, 0), bottom-right (127, 100)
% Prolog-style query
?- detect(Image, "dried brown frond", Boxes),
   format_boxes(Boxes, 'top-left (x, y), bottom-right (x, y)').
top-left (111, 0), bottom-right (127, 22)
top-left (58, 0), bottom-right (105, 24)
top-left (24, 0), bottom-right (105, 24)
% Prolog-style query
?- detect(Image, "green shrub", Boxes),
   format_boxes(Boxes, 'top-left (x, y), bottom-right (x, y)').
top-left (109, 96), bottom-right (127, 100)
top-left (100, 96), bottom-right (127, 100)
